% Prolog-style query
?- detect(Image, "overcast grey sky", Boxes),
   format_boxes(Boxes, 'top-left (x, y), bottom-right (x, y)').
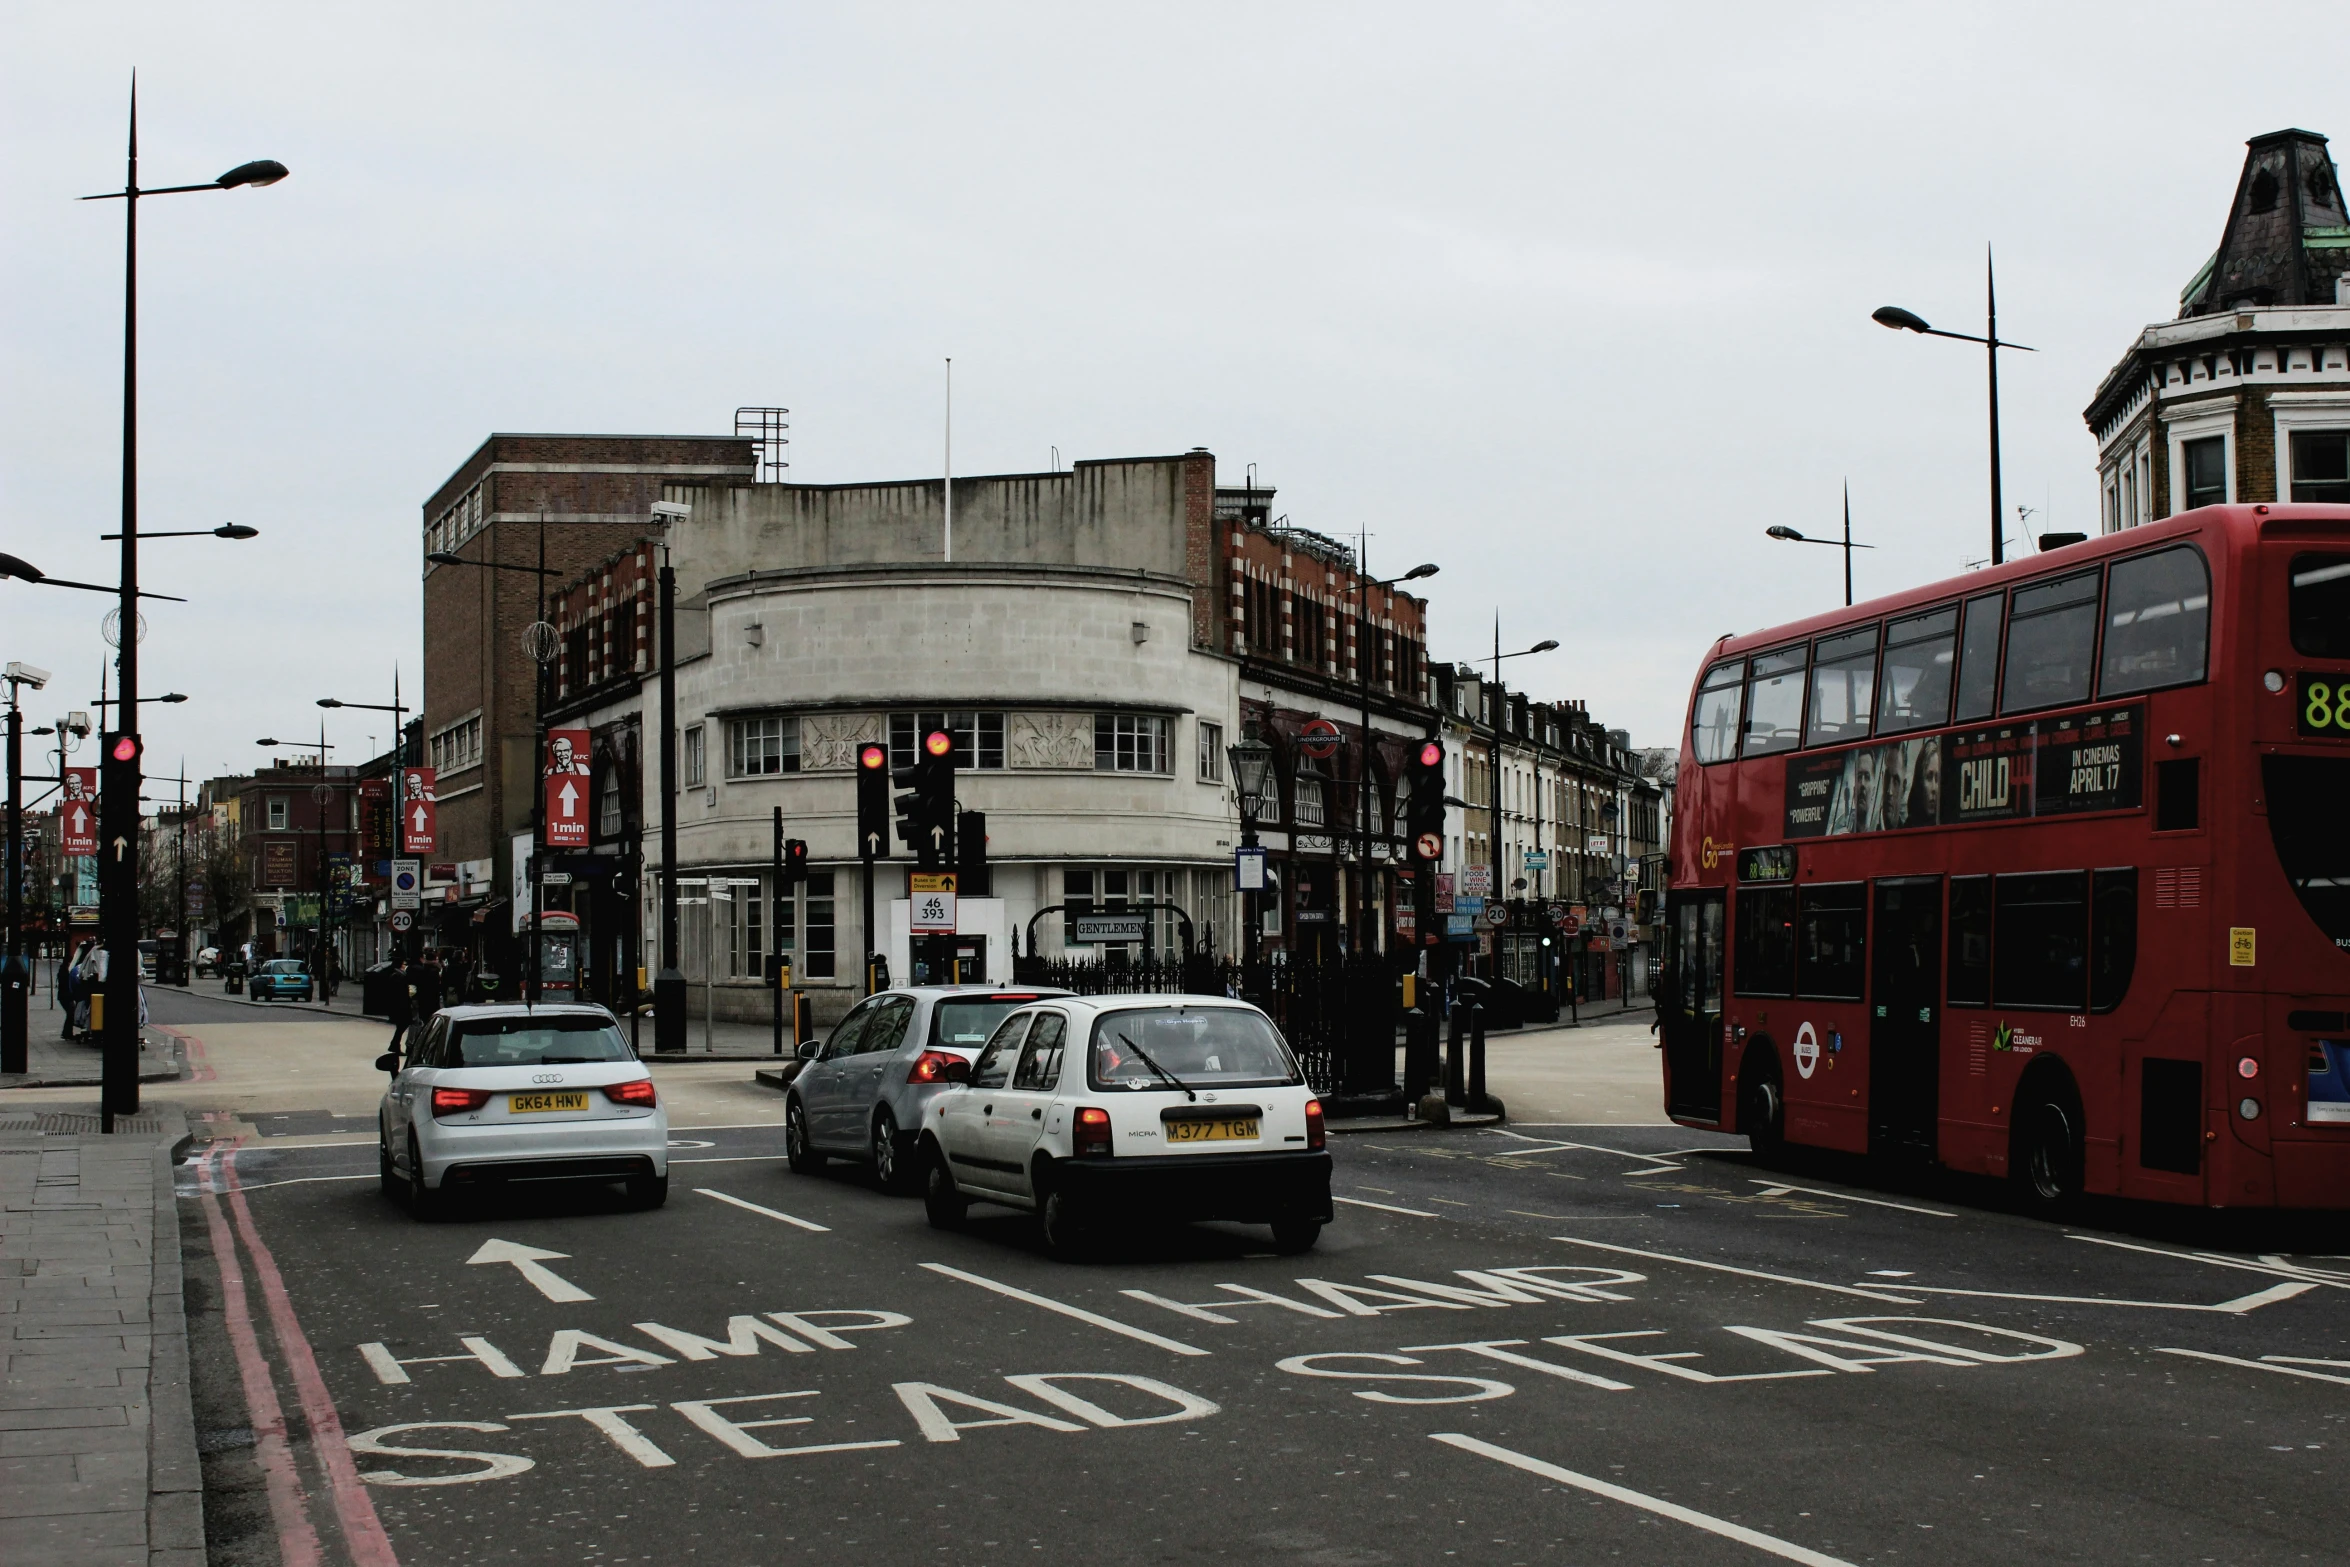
top-left (6, 3), bottom-right (2345, 786)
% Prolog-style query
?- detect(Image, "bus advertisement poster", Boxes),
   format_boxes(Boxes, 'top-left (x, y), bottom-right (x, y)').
top-left (2030, 706), bottom-right (2143, 816)
top-left (1781, 704), bottom-right (2142, 840)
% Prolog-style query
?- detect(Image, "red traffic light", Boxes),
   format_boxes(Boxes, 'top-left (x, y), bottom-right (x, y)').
top-left (923, 729), bottom-right (952, 759)
top-left (858, 742), bottom-right (888, 770)
top-left (1417, 740), bottom-right (1443, 768)
top-left (111, 735), bottom-right (139, 762)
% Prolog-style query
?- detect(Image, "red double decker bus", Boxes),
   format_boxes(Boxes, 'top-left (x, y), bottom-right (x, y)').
top-left (1658, 502), bottom-right (2350, 1209)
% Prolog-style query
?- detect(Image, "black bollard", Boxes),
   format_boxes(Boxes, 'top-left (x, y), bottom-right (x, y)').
top-left (1469, 1002), bottom-right (1487, 1112)
top-left (1445, 1002), bottom-right (1467, 1106)
top-left (1404, 1005), bottom-right (1436, 1103)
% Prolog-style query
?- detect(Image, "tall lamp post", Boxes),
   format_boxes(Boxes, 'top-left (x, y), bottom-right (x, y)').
top-left (256, 735), bottom-right (338, 990)
top-left (1872, 250), bottom-right (2035, 568)
top-left (82, 86), bottom-right (284, 1126)
top-left (1484, 626), bottom-right (1557, 980)
top-left (1227, 732), bottom-right (1275, 972)
top-left (3, 662), bottom-right (52, 1074)
top-left (1765, 484), bottom-right (1875, 607)
top-left (1353, 560), bottom-right (1437, 957)
top-left (648, 500), bottom-right (693, 1053)
top-left (320, 676), bottom-right (412, 963)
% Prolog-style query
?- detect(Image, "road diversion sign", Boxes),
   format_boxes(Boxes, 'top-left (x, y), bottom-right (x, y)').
top-left (545, 729), bottom-right (592, 848)
top-left (910, 872), bottom-right (957, 934)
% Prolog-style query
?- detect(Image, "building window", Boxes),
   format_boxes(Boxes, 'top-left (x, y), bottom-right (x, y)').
top-left (2182, 436), bottom-right (2227, 510)
top-left (1197, 721), bottom-right (1224, 782)
top-left (723, 876), bottom-right (765, 980)
top-left (266, 796), bottom-right (288, 831)
top-left (727, 715), bottom-right (799, 778)
top-left (1292, 765), bottom-right (1329, 826)
top-left (804, 872), bottom-right (835, 979)
top-left (889, 711), bottom-right (1004, 770)
top-left (683, 725), bottom-right (706, 787)
top-left (598, 770), bottom-right (624, 839)
top-left (1094, 713), bottom-right (1169, 773)
top-left (2292, 431), bottom-right (2350, 503)
top-left (429, 713), bottom-right (482, 777)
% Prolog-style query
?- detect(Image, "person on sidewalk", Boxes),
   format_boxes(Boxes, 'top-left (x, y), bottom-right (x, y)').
top-left (57, 941), bottom-right (82, 1038)
top-left (384, 956), bottom-right (415, 1057)
top-left (413, 951), bottom-right (445, 1021)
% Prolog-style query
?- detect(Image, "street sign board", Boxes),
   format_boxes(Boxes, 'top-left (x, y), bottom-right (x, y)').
top-left (544, 731), bottom-right (591, 848)
top-left (1561, 913), bottom-right (1581, 936)
top-left (1394, 903), bottom-right (1415, 936)
top-left (1455, 895), bottom-right (1485, 919)
top-left (1458, 864), bottom-right (1492, 897)
top-left (1444, 912), bottom-right (1475, 941)
top-left (1522, 850), bottom-right (1549, 870)
top-left (1414, 831), bottom-right (1442, 862)
top-left (1234, 845), bottom-right (1267, 891)
top-left (1433, 873), bottom-right (1455, 915)
top-left (910, 872), bottom-right (957, 933)
top-left (390, 910), bottom-right (414, 933)
top-left (402, 767), bottom-right (438, 854)
top-left (1071, 914), bottom-right (1149, 944)
top-left (391, 859), bottom-right (421, 911)
top-left (60, 770), bottom-right (97, 856)
top-left (1485, 902), bottom-right (1509, 927)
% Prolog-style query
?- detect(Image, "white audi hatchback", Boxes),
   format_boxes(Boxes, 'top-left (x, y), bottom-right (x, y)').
top-left (377, 1003), bottom-right (668, 1217)
top-left (917, 995), bottom-right (1332, 1255)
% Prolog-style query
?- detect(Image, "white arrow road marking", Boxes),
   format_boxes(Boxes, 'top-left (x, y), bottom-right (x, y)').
top-left (695, 1188), bottom-right (829, 1232)
top-left (920, 1264), bottom-right (1208, 1356)
top-left (467, 1239), bottom-right (594, 1302)
top-left (1431, 1433), bottom-right (1861, 1567)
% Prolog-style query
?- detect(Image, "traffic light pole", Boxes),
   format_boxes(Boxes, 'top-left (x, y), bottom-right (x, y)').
top-left (3, 688), bottom-right (25, 1074)
top-left (654, 550), bottom-right (684, 1052)
top-left (771, 806), bottom-right (782, 1055)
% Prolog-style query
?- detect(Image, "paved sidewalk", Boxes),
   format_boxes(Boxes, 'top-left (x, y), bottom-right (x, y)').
top-left (0, 1104), bottom-right (200, 1567)
top-left (1, 1025), bottom-right (183, 1092)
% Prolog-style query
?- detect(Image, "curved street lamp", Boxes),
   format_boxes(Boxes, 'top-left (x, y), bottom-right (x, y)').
top-left (1765, 484), bottom-right (1875, 606)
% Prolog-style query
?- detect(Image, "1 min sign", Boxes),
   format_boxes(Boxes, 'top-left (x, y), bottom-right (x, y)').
top-left (544, 730), bottom-right (592, 848)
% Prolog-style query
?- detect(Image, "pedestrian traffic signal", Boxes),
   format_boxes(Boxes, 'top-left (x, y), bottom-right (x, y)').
top-left (955, 809), bottom-right (989, 896)
top-left (893, 729), bottom-right (956, 867)
top-left (1406, 735), bottom-right (1446, 863)
top-left (856, 742), bottom-right (891, 861)
top-left (783, 838), bottom-right (809, 890)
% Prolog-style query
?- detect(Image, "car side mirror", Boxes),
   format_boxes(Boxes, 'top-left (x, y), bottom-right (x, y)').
top-left (942, 1057), bottom-right (971, 1085)
top-left (374, 1052), bottom-right (400, 1073)
top-left (796, 1040), bottom-right (821, 1061)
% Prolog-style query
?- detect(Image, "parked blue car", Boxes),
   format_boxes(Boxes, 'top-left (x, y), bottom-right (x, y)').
top-left (250, 959), bottom-right (314, 1003)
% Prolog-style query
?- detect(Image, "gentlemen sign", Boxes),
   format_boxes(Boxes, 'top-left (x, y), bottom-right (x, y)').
top-left (1071, 914), bottom-right (1149, 944)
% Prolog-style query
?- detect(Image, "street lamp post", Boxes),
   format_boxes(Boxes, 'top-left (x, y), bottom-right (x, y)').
top-left (81, 86), bottom-right (284, 1126)
top-left (649, 500), bottom-right (693, 1053)
top-left (1227, 732), bottom-right (1275, 972)
top-left (1483, 625), bottom-right (1557, 979)
top-left (1353, 559), bottom-right (1437, 958)
top-left (3, 662), bottom-right (51, 1074)
top-left (1765, 484), bottom-right (1876, 607)
top-left (321, 675), bottom-right (412, 964)
top-left (1873, 249), bottom-right (2035, 568)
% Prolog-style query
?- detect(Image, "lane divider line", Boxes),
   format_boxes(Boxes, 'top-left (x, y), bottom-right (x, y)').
top-left (1431, 1433), bottom-right (1861, 1567)
top-left (1336, 1195), bottom-right (1440, 1217)
top-left (2069, 1233), bottom-right (2350, 1289)
top-left (1550, 1236), bottom-right (1921, 1304)
top-left (1745, 1180), bottom-right (1955, 1218)
top-left (219, 1142), bottom-right (402, 1565)
top-left (919, 1263), bottom-right (1209, 1356)
top-left (1890, 1279), bottom-right (2316, 1314)
top-left (696, 1188), bottom-right (830, 1232)
top-left (2156, 1346), bottom-right (2350, 1386)
top-left (191, 1145), bottom-right (325, 1567)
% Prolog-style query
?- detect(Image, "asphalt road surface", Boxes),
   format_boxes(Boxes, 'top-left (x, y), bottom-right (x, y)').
top-left (176, 1107), bottom-right (2350, 1566)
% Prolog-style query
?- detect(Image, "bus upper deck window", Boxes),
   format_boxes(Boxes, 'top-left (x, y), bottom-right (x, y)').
top-left (2000, 569), bottom-right (2102, 716)
top-left (2101, 545), bottom-right (2210, 697)
top-left (1877, 605), bottom-right (1959, 734)
top-left (1692, 660), bottom-right (1744, 764)
top-left (2289, 553), bottom-right (2350, 659)
top-left (1806, 626), bottom-right (1879, 748)
top-left (1742, 646), bottom-right (1807, 757)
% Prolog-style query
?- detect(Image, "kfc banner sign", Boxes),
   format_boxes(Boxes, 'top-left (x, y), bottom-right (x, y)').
top-left (60, 769), bottom-right (98, 856)
top-left (401, 766), bottom-right (438, 855)
top-left (544, 730), bottom-right (591, 848)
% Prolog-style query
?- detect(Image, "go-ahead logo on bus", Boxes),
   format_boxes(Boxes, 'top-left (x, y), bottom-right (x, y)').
top-left (1793, 1021), bottom-right (1820, 1079)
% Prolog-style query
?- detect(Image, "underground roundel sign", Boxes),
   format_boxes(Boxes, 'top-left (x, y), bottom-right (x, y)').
top-left (1298, 718), bottom-right (1341, 759)
top-left (1793, 1020), bottom-right (1820, 1079)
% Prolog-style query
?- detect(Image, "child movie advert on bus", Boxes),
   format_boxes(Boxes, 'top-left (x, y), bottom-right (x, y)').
top-left (1782, 706), bottom-right (2140, 839)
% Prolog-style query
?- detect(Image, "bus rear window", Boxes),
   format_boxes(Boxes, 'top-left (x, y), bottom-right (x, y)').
top-left (2264, 755), bottom-right (2350, 951)
top-left (2289, 554), bottom-right (2350, 659)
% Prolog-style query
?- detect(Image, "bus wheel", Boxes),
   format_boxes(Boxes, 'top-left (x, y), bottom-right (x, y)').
top-left (2013, 1094), bottom-right (2084, 1215)
top-left (1740, 1057), bottom-right (1786, 1164)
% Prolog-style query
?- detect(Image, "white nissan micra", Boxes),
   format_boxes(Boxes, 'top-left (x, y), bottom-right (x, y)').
top-left (917, 994), bottom-right (1332, 1256)
top-left (377, 1003), bottom-right (668, 1217)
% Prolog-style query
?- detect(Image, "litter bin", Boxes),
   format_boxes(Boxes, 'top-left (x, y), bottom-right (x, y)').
top-left (224, 959), bottom-right (244, 996)
top-left (470, 970), bottom-right (500, 1003)
top-left (360, 962), bottom-right (399, 1018)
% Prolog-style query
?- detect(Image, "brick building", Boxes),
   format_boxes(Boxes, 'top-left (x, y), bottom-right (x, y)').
top-left (2087, 129), bottom-right (2350, 527)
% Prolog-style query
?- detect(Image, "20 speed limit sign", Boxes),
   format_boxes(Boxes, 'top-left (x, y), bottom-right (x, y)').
top-left (390, 911), bottom-right (415, 933)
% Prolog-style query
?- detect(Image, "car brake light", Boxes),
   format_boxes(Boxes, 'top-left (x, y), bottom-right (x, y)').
top-left (602, 1079), bottom-right (657, 1107)
top-left (907, 1050), bottom-right (963, 1084)
top-left (1305, 1097), bottom-right (1326, 1151)
top-left (431, 1087), bottom-right (492, 1117)
top-left (1075, 1105), bottom-right (1112, 1157)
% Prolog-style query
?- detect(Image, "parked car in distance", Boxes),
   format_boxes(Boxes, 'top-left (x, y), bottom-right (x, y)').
top-left (915, 995), bottom-right (1332, 1256)
top-left (193, 946), bottom-right (221, 978)
top-left (785, 985), bottom-right (1073, 1192)
top-left (377, 1002), bottom-right (666, 1216)
top-left (248, 958), bottom-right (314, 1003)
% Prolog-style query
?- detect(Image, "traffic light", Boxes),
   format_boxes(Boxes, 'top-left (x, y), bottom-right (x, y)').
top-left (783, 838), bottom-right (809, 890)
top-left (956, 810), bottom-right (989, 896)
top-left (855, 742), bottom-right (891, 860)
top-left (893, 728), bottom-right (956, 867)
top-left (1406, 735), bottom-right (1446, 864)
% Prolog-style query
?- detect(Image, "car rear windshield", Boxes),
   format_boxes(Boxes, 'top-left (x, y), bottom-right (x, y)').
top-left (1088, 1007), bottom-right (1300, 1091)
top-left (932, 996), bottom-right (1048, 1048)
top-left (448, 1014), bottom-right (634, 1067)
top-left (259, 960), bottom-right (305, 975)
top-left (2290, 554), bottom-right (2350, 659)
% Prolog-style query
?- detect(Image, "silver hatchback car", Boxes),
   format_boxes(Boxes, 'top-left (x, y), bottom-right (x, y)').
top-left (786, 985), bottom-right (1070, 1191)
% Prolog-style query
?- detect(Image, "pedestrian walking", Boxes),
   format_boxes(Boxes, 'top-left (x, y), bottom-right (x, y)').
top-left (57, 941), bottom-right (84, 1038)
top-left (413, 951), bottom-right (444, 1019)
top-left (384, 955), bottom-right (415, 1058)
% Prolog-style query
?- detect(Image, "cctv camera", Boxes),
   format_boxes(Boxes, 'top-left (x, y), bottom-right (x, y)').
top-left (66, 711), bottom-right (92, 736)
top-left (649, 500), bottom-right (692, 520)
top-left (4, 662), bottom-right (50, 690)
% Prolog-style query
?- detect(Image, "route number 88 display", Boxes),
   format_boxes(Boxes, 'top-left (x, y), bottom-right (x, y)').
top-left (2298, 673), bottom-right (2350, 736)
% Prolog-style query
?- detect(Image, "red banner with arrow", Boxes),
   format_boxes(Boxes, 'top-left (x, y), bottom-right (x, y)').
top-left (60, 769), bottom-right (97, 856)
top-left (401, 767), bottom-right (437, 855)
top-left (544, 730), bottom-right (591, 848)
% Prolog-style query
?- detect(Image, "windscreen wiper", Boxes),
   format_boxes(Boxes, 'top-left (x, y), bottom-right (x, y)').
top-left (1115, 1033), bottom-right (1196, 1101)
